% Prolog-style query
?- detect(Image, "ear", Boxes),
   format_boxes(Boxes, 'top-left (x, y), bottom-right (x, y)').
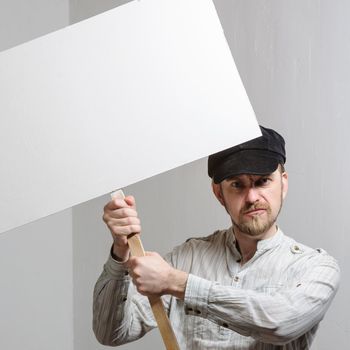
top-left (212, 181), bottom-right (225, 206)
top-left (281, 171), bottom-right (288, 200)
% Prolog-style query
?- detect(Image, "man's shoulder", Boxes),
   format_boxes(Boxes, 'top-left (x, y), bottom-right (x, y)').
top-left (170, 228), bottom-right (229, 257)
top-left (166, 228), bottom-right (229, 270)
top-left (185, 228), bottom-right (227, 244)
top-left (279, 231), bottom-right (339, 266)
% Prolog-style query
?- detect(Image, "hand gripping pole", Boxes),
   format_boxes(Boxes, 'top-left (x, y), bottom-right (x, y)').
top-left (110, 190), bottom-right (180, 350)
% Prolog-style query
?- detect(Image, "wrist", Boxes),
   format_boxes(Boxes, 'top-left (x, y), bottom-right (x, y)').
top-left (112, 243), bottom-right (130, 262)
top-left (167, 268), bottom-right (188, 300)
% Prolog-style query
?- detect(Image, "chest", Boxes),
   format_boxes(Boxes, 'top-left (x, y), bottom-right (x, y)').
top-left (188, 246), bottom-right (303, 293)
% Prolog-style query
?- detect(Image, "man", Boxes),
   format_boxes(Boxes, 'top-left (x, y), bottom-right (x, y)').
top-left (93, 126), bottom-right (340, 349)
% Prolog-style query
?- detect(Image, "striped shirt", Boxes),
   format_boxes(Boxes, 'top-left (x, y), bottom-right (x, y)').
top-left (93, 227), bottom-right (340, 349)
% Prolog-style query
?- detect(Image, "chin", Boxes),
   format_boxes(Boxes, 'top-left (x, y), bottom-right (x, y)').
top-left (236, 218), bottom-right (274, 237)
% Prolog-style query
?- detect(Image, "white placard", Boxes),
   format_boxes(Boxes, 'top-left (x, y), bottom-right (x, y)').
top-left (0, 0), bottom-right (260, 234)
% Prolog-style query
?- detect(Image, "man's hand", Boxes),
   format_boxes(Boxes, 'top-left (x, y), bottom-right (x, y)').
top-left (102, 195), bottom-right (141, 261)
top-left (126, 252), bottom-right (188, 300)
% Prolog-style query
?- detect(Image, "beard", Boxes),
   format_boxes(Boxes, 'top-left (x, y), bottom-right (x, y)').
top-left (229, 193), bottom-right (283, 237)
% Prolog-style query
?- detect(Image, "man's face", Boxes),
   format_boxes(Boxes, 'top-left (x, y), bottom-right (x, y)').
top-left (212, 167), bottom-right (288, 238)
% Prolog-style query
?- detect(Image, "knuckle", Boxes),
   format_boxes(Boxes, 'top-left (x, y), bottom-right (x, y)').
top-left (134, 217), bottom-right (140, 225)
top-left (126, 217), bottom-right (134, 225)
top-left (130, 225), bottom-right (140, 233)
top-left (107, 220), bottom-right (114, 229)
top-left (128, 258), bottom-right (136, 267)
top-left (102, 213), bottom-right (109, 223)
top-left (124, 226), bottom-right (132, 234)
top-left (117, 228), bottom-right (128, 236)
top-left (132, 259), bottom-right (140, 268)
top-left (119, 208), bottom-right (127, 217)
top-left (137, 285), bottom-right (146, 294)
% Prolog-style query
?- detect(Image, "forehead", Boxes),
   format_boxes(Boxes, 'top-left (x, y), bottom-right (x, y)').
top-left (224, 172), bottom-right (274, 182)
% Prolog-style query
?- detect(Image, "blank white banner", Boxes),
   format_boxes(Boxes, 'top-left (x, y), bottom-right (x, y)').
top-left (0, 0), bottom-right (260, 234)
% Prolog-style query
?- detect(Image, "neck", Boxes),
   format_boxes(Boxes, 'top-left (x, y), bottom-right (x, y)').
top-left (234, 224), bottom-right (278, 264)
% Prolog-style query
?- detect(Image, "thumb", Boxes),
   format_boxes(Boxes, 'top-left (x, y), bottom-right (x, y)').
top-left (145, 251), bottom-right (159, 258)
top-left (124, 195), bottom-right (136, 209)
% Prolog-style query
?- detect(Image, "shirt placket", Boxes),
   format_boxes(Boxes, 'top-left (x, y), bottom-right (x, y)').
top-left (230, 249), bottom-right (267, 288)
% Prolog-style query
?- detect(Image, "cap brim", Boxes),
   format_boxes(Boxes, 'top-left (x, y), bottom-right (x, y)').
top-left (212, 150), bottom-right (282, 184)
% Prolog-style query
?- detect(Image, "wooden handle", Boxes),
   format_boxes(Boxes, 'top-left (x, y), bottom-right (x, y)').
top-left (110, 190), bottom-right (180, 350)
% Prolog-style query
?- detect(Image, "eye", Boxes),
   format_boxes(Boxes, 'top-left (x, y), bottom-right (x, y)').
top-left (255, 177), bottom-right (271, 187)
top-left (230, 181), bottom-right (243, 189)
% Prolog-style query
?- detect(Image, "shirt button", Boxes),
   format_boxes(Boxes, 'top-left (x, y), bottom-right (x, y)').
top-left (233, 276), bottom-right (239, 282)
top-left (290, 244), bottom-right (303, 254)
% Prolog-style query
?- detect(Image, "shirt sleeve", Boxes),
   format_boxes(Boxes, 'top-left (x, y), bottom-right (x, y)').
top-left (92, 253), bottom-right (157, 346)
top-left (183, 251), bottom-right (340, 345)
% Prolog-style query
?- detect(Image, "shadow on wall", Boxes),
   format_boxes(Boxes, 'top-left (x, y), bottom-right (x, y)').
top-left (70, 0), bottom-right (135, 23)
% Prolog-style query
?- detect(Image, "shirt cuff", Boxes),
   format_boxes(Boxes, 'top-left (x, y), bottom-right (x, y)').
top-left (104, 253), bottom-right (130, 280)
top-left (184, 274), bottom-right (211, 319)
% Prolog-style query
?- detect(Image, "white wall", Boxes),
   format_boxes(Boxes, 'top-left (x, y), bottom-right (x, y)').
top-left (72, 1), bottom-right (349, 349)
top-left (0, 1), bottom-right (73, 350)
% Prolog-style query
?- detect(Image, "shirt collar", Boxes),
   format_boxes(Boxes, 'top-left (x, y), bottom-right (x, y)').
top-left (225, 226), bottom-right (241, 259)
top-left (256, 227), bottom-right (284, 251)
top-left (225, 226), bottom-right (284, 255)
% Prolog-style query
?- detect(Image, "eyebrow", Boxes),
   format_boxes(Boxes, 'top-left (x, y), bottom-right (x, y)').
top-left (225, 173), bottom-right (273, 182)
top-left (225, 176), bottom-right (241, 181)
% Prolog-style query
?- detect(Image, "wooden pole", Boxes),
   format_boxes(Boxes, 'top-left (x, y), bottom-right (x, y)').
top-left (111, 190), bottom-right (180, 350)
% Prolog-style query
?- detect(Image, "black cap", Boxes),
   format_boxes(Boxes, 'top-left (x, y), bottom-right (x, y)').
top-left (208, 126), bottom-right (286, 184)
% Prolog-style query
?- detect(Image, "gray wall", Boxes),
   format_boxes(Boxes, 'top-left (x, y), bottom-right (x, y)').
top-left (0, 0), bottom-right (69, 51)
top-left (72, 159), bottom-right (230, 350)
top-left (71, 1), bottom-right (349, 350)
top-left (215, 1), bottom-right (348, 347)
top-left (70, 7), bottom-right (229, 350)
top-left (0, 1), bottom-right (73, 350)
top-left (69, 0), bottom-right (133, 23)
top-left (1, 0), bottom-right (348, 349)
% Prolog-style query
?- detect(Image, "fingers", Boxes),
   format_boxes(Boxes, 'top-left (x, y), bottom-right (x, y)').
top-left (103, 213), bottom-right (141, 236)
top-left (105, 195), bottom-right (136, 211)
top-left (103, 195), bottom-right (141, 237)
top-left (145, 251), bottom-right (160, 257)
top-left (125, 253), bottom-right (171, 297)
top-left (105, 196), bottom-right (136, 210)
top-left (109, 220), bottom-right (141, 236)
top-left (103, 206), bottom-right (138, 222)
top-left (124, 195), bottom-right (136, 208)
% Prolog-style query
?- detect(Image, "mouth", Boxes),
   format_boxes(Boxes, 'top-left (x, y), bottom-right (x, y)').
top-left (243, 208), bottom-right (267, 216)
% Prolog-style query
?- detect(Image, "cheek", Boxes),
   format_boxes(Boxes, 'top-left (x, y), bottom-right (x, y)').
top-left (225, 198), bottom-right (244, 218)
top-left (267, 189), bottom-right (283, 210)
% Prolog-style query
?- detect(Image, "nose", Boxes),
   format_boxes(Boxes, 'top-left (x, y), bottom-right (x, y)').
top-left (245, 187), bottom-right (260, 203)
